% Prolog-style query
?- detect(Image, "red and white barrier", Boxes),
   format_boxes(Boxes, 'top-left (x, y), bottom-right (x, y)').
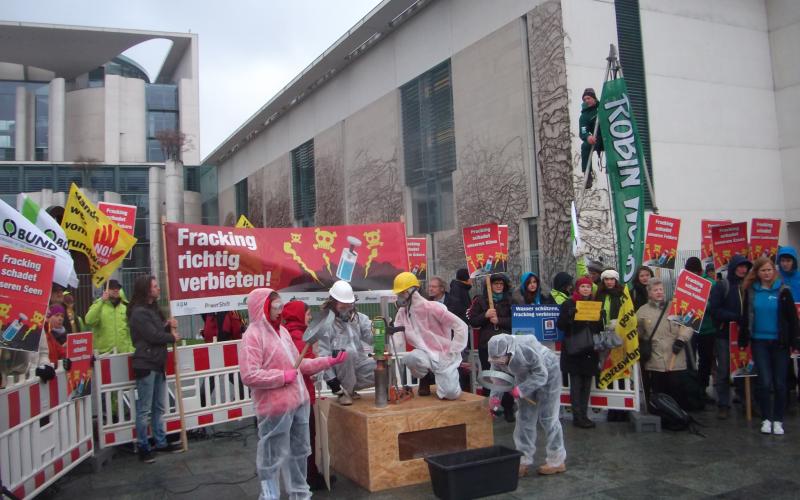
top-left (1, 368), bottom-right (93, 499)
top-left (94, 340), bottom-right (253, 449)
top-left (559, 361), bottom-right (640, 411)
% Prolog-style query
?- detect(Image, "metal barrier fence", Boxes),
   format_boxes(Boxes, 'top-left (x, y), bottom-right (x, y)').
top-left (0, 368), bottom-right (93, 500)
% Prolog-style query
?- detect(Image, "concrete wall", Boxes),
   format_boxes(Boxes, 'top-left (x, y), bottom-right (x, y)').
top-left (64, 86), bottom-right (105, 161)
top-left (315, 121), bottom-right (346, 226)
top-left (117, 77), bottom-right (147, 163)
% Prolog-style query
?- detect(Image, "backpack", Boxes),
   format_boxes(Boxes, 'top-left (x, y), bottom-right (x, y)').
top-left (648, 393), bottom-right (704, 435)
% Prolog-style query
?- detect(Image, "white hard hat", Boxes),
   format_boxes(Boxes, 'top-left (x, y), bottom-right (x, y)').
top-left (329, 280), bottom-right (355, 304)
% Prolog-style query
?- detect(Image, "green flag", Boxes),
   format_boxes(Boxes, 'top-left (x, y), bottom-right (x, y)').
top-left (597, 78), bottom-right (646, 284)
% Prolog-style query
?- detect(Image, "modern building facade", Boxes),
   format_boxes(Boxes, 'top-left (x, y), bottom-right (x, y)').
top-left (206, 0), bottom-right (800, 284)
top-left (0, 21), bottom-right (217, 275)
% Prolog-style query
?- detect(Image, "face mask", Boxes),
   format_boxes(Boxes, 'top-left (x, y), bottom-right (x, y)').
top-left (396, 291), bottom-right (412, 308)
top-left (489, 354), bottom-right (510, 367)
top-left (269, 301), bottom-right (283, 319)
top-left (335, 305), bottom-right (354, 322)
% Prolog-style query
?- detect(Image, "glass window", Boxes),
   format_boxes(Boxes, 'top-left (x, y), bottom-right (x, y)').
top-left (55, 169), bottom-right (84, 193)
top-left (291, 140), bottom-right (315, 226)
top-left (147, 112), bottom-right (178, 138)
top-left (89, 167), bottom-right (115, 192)
top-left (0, 92), bottom-right (15, 157)
top-left (23, 166), bottom-right (54, 192)
top-left (146, 84), bottom-right (178, 111)
top-left (118, 168), bottom-right (149, 193)
top-left (147, 139), bottom-right (165, 163)
top-left (88, 67), bottom-right (105, 88)
top-left (235, 179), bottom-right (248, 219)
top-left (0, 166), bottom-right (20, 196)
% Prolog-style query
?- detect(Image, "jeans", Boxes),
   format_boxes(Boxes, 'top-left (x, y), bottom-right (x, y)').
top-left (135, 370), bottom-right (167, 452)
top-left (751, 339), bottom-right (789, 422)
top-left (714, 337), bottom-right (731, 408)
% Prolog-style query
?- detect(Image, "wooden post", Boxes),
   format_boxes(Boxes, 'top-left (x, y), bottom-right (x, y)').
top-left (744, 377), bottom-right (752, 422)
top-left (161, 217), bottom-right (189, 452)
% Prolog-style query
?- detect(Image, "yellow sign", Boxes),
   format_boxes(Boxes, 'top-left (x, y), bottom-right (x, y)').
top-left (574, 301), bottom-right (602, 321)
top-left (235, 215), bottom-right (255, 228)
top-left (598, 287), bottom-right (639, 389)
top-left (62, 183), bottom-right (137, 287)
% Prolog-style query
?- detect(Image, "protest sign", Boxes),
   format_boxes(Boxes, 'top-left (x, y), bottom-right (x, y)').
top-left (701, 219), bottom-right (731, 266)
top-left (62, 184), bottom-right (137, 287)
top-left (729, 323), bottom-right (754, 378)
top-left (643, 214), bottom-right (680, 269)
top-left (235, 215), bottom-right (255, 229)
top-left (66, 332), bottom-right (93, 399)
top-left (462, 223), bottom-right (501, 275)
top-left (749, 218), bottom-right (780, 261)
top-left (406, 237), bottom-right (428, 281)
top-left (575, 301), bottom-right (602, 321)
top-left (0, 244), bottom-right (55, 353)
top-left (164, 222), bottom-right (408, 315)
top-left (711, 222), bottom-right (748, 272)
top-left (668, 270), bottom-right (712, 332)
top-left (97, 202), bottom-right (138, 235)
top-left (512, 304), bottom-right (563, 342)
top-left (598, 287), bottom-right (639, 389)
top-left (497, 225), bottom-right (509, 272)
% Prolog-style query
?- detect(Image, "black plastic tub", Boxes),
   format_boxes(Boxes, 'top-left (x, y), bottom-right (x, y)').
top-left (424, 445), bottom-right (523, 500)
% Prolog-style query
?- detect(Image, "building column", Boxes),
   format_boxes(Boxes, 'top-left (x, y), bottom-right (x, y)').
top-left (165, 158), bottom-right (184, 222)
top-left (48, 78), bottom-right (65, 161)
top-left (15, 86), bottom-right (27, 161)
top-left (149, 166), bottom-right (163, 278)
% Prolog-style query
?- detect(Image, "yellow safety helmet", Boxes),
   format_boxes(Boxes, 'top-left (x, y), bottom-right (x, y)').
top-left (392, 272), bottom-right (420, 294)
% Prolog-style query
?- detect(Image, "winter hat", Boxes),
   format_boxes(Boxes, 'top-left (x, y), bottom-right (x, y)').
top-left (600, 269), bottom-right (620, 282)
top-left (48, 304), bottom-right (65, 318)
top-left (573, 277), bottom-right (595, 300)
top-left (684, 257), bottom-right (703, 276)
top-left (552, 272), bottom-right (574, 293)
top-left (456, 268), bottom-right (470, 281)
top-left (587, 260), bottom-right (605, 274)
top-left (107, 279), bottom-right (122, 290)
top-left (582, 88), bottom-right (597, 100)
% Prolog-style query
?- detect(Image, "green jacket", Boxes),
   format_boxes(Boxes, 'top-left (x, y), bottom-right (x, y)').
top-left (579, 102), bottom-right (598, 142)
top-left (551, 289), bottom-right (570, 305)
top-left (84, 292), bottom-right (133, 354)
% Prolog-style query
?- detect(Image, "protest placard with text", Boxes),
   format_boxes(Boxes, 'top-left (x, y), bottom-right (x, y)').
top-left (711, 222), bottom-right (748, 272)
top-left (97, 202), bottom-right (137, 235)
top-left (462, 223), bottom-right (501, 275)
top-left (749, 218), bottom-right (780, 261)
top-left (701, 219), bottom-right (731, 266)
top-left (406, 237), bottom-right (428, 281)
top-left (643, 214), bottom-right (681, 269)
top-left (668, 270), bottom-right (712, 332)
top-left (512, 304), bottom-right (563, 342)
top-left (66, 332), bottom-right (93, 399)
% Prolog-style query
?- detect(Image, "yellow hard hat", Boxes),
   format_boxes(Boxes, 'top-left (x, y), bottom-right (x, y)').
top-left (392, 272), bottom-right (420, 294)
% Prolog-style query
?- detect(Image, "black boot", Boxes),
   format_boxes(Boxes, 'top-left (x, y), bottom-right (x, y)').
top-left (418, 373), bottom-right (434, 396)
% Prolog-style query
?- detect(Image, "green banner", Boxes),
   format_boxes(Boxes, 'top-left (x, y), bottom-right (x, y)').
top-left (598, 78), bottom-right (646, 284)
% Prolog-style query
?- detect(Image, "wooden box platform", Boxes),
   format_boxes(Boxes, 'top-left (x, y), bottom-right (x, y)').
top-left (327, 390), bottom-right (493, 492)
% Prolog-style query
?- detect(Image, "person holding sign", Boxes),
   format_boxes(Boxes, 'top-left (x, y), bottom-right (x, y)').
top-left (739, 257), bottom-right (800, 435)
top-left (556, 277), bottom-right (601, 428)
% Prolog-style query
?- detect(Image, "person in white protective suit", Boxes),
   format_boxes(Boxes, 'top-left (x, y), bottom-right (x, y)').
top-left (488, 334), bottom-right (567, 477)
top-left (316, 280), bottom-right (375, 405)
top-left (240, 287), bottom-right (347, 500)
top-left (391, 272), bottom-right (468, 399)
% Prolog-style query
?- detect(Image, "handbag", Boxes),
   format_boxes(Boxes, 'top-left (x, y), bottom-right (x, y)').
top-left (640, 305), bottom-right (667, 364)
top-left (565, 324), bottom-right (595, 355)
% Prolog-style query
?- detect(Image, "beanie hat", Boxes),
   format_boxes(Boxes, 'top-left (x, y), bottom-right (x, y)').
top-left (587, 260), bottom-right (604, 274)
top-left (572, 277), bottom-right (595, 300)
top-left (48, 304), bottom-right (65, 318)
top-left (600, 269), bottom-right (620, 282)
top-left (684, 256), bottom-right (703, 276)
top-left (456, 268), bottom-right (470, 281)
top-left (582, 88), bottom-right (597, 100)
top-left (552, 272), bottom-right (573, 293)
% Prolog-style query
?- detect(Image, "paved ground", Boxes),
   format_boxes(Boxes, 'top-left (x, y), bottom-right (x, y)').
top-left (40, 399), bottom-right (800, 499)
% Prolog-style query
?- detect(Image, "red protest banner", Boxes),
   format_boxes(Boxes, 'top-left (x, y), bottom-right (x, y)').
top-left (97, 201), bottom-right (137, 235)
top-left (462, 223), bottom-right (501, 275)
top-left (0, 245), bottom-right (55, 353)
top-left (406, 237), bottom-right (428, 281)
top-left (668, 270), bottom-right (712, 332)
top-left (729, 323), bottom-right (754, 378)
top-left (164, 222), bottom-right (408, 315)
top-left (497, 224), bottom-right (509, 272)
top-left (701, 219), bottom-right (731, 265)
top-left (711, 222), bottom-right (748, 272)
top-left (66, 332), bottom-right (93, 399)
top-left (643, 214), bottom-right (681, 269)
top-left (749, 218), bottom-right (780, 261)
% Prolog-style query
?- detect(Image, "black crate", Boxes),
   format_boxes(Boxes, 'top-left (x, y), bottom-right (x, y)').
top-left (424, 445), bottom-right (523, 500)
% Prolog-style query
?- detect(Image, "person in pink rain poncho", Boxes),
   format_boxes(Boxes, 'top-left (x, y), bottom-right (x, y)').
top-left (240, 288), bottom-right (347, 500)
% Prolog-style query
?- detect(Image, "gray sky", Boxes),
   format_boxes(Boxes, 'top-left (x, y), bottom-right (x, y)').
top-left (2, 0), bottom-right (383, 159)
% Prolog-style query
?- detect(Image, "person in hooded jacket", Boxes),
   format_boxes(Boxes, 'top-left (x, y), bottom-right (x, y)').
top-left (391, 272), bottom-right (469, 399)
top-left (446, 268), bottom-right (473, 324)
top-left (282, 300), bottom-right (325, 491)
top-left (469, 273), bottom-right (515, 420)
top-left (488, 334), bottom-right (566, 477)
top-left (316, 280), bottom-right (375, 406)
top-left (630, 266), bottom-right (654, 311)
top-left (707, 254), bottom-right (752, 419)
top-left (512, 272), bottom-right (554, 306)
top-left (240, 288), bottom-right (347, 500)
top-left (578, 87), bottom-right (604, 188)
top-left (549, 272), bottom-right (574, 305)
top-left (777, 246), bottom-right (800, 299)
top-left (85, 279), bottom-right (133, 354)
top-left (556, 277), bottom-right (601, 428)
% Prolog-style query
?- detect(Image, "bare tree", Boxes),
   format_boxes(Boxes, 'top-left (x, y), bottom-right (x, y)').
top-left (315, 154), bottom-right (345, 225)
top-left (347, 149), bottom-right (403, 224)
top-left (247, 169), bottom-right (265, 227)
top-left (154, 129), bottom-right (194, 161)
top-left (263, 172), bottom-right (293, 228)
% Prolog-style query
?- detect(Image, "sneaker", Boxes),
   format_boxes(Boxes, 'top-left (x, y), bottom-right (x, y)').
top-left (760, 419), bottom-right (772, 434)
top-left (418, 373), bottom-right (433, 396)
top-left (518, 464), bottom-right (529, 477)
top-left (155, 442), bottom-right (184, 453)
top-left (717, 407), bottom-right (729, 420)
top-left (138, 450), bottom-right (156, 464)
top-left (773, 422), bottom-right (784, 435)
top-left (338, 393), bottom-right (353, 406)
top-left (351, 391), bottom-right (362, 400)
top-left (537, 463), bottom-right (566, 475)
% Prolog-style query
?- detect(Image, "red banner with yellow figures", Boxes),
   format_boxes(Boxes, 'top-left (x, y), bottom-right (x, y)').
top-left (497, 225), bottom-right (509, 272)
top-left (406, 237), bottom-right (428, 281)
top-left (711, 222), bottom-right (749, 273)
top-left (701, 219), bottom-right (731, 265)
top-left (164, 222), bottom-right (408, 315)
top-left (729, 323), bottom-right (754, 378)
top-left (66, 332), bottom-right (93, 399)
top-left (462, 223), bottom-right (501, 275)
top-left (643, 214), bottom-right (681, 269)
top-left (749, 218), bottom-right (781, 261)
top-left (668, 270), bottom-right (712, 333)
top-left (0, 244), bottom-right (55, 353)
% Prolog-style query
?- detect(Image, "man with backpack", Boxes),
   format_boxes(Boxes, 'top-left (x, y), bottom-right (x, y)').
top-left (707, 254), bottom-right (752, 420)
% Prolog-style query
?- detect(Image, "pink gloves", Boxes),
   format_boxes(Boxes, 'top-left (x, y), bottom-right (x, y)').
top-left (328, 351), bottom-right (348, 368)
top-left (283, 369), bottom-right (298, 385)
top-left (511, 386), bottom-right (521, 400)
top-left (488, 396), bottom-right (501, 418)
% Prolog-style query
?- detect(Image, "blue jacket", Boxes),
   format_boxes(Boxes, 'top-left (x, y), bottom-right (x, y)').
top-left (708, 254), bottom-right (752, 338)
top-left (511, 272), bottom-right (553, 305)
top-left (777, 246), bottom-right (800, 300)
